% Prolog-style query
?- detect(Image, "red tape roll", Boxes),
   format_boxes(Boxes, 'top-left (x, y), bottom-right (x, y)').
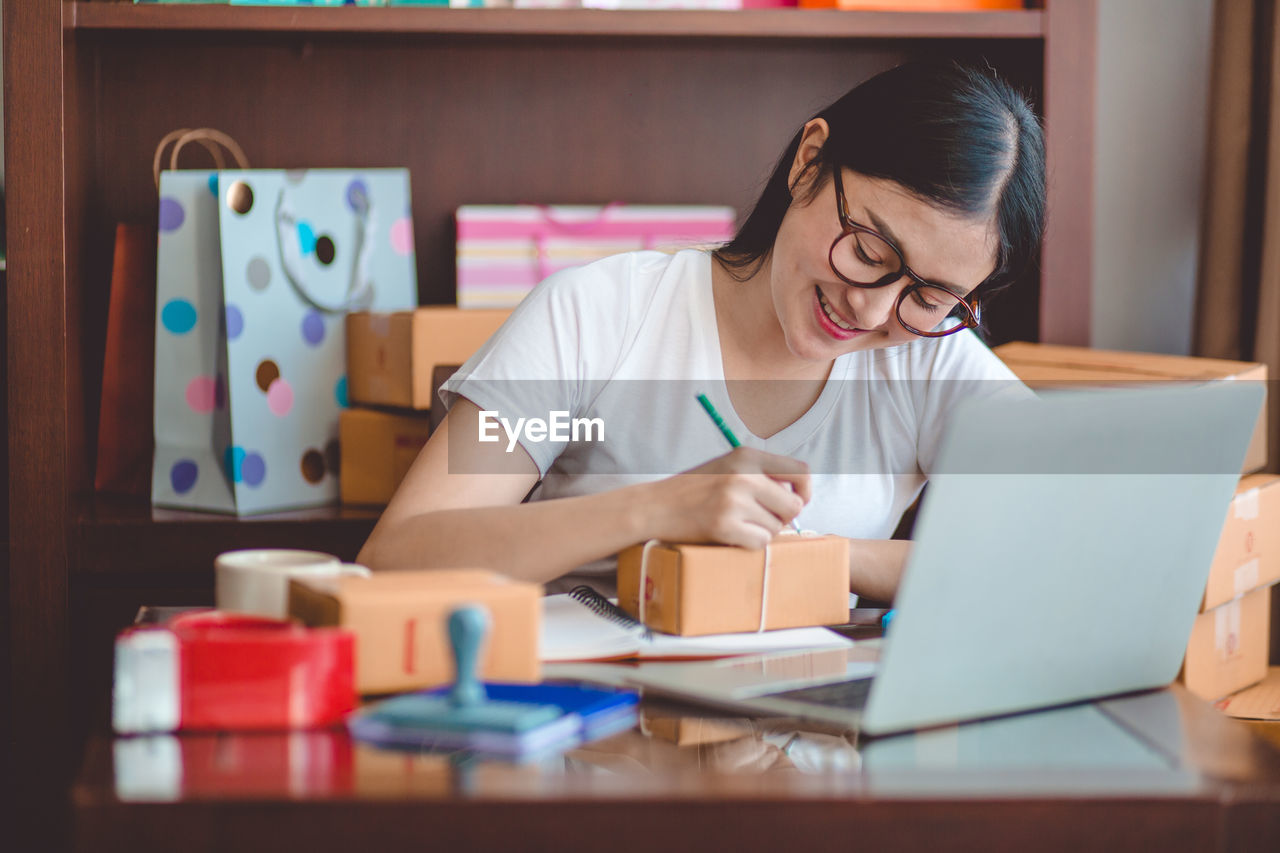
top-left (114, 612), bottom-right (355, 733)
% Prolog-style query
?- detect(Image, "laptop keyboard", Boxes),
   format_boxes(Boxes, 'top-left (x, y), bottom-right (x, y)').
top-left (773, 677), bottom-right (874, 710)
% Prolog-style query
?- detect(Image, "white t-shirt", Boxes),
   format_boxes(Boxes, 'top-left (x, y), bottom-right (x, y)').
top-left (441, 249), bottom-right (1030, 593)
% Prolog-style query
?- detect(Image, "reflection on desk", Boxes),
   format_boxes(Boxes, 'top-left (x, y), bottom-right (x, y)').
top-left (109, 688), bottom-right (1239, 802)
top-left (77, 686), bottom-right (1280, 853)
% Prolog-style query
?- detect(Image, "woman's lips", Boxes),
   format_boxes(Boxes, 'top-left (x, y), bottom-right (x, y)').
top-left (813, 287), bottom-right (868, 341)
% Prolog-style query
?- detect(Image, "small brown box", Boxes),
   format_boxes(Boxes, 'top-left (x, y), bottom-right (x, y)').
top-left (994, 341), bottom-right (1268, 474)
top-left (289, 569), bottom-right (541, 695)
top-left (339, 407), bottom-right (433, 507)
top-left (1202, 474), bottom-right (1280, 611)
top-left (346, 307), bottom-right (511, 410)
top-left (617, 535), bottom-right (849, 637)
top-left (1181, 585), bottom-right (1273, 701)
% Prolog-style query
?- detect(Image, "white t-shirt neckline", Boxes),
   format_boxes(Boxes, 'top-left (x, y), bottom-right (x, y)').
top-left (692, 250), bottom-right (853, 456)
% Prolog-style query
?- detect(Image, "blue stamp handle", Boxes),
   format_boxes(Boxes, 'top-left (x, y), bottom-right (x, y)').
top-left (448, 606), bottom-right (490, 708)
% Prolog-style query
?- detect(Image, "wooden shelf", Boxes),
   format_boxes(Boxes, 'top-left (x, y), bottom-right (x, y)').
top-left (74, 495), bottom-right (379, 578)
top-left (10, 0), bottom-right (1099, 833)
top-left (70, 3), bottom-right (1044, 40)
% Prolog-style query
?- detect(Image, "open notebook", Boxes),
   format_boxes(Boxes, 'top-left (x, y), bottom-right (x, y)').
top-left (540, 588), bottom-right (853, 663)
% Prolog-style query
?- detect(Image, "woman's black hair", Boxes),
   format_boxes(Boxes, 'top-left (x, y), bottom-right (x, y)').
top-left (715, 61), bottom-right (1046, 317)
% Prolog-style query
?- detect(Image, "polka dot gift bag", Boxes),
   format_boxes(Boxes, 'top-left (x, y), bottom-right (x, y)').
top-left (152, 129), bottom-right (418, 514)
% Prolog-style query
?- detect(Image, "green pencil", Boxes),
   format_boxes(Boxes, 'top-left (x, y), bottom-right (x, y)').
top-left (695, 393), bottom-right (801, 533)
top-left (696, 393), bottom-right (741, 448)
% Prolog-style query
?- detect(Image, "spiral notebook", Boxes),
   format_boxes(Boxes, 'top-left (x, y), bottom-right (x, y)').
top-left (539, 587), bottom-right (853, 663)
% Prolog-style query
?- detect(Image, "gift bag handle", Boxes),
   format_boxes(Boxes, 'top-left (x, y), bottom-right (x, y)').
top-left (531, 202), bottom-right (654, 281)
top-left (169, 128), bottom-right (250, 174)
top-left (153, 128), bottom-right (222, 189)
top-left (533, 202), bottom-right (623, 233)
top-left (152, 128), bottom-right (251, 190)
top-left (274, 184), bottom-right (376, 314)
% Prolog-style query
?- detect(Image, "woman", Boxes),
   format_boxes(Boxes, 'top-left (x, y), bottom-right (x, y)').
top-left (358, 61), bottom-right (1045, 601)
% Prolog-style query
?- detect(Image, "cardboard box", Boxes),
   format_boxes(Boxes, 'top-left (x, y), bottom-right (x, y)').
top-left (1215, 666), bottom-right (1280, 721)
top-left (346, 308), bottom-right (511, 409)
top-left (994, 341), bottom-right (1268, 474)
top-left (616, 535), bottom-right (849, 637)
top-left (339, 408), bottom-right (433, 506)
top-left (289, 569), bottom-right (540, 695)
top-left (1181, 585), bottom-right (1273, 701)
top-left (1203, 474), bottom-right (1280, 611)
top-left (429, 365), bottom-right (457, 434)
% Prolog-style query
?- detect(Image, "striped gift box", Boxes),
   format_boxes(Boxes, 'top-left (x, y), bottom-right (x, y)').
top-left (455, 204), bottom-right (736, 308)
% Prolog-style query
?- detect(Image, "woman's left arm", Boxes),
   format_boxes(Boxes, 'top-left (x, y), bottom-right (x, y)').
top-left (847, 539), bottom-right (911, 602)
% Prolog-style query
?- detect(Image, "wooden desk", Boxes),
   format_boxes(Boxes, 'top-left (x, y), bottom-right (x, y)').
top-left (72, 686), bottom-right (1280, 853)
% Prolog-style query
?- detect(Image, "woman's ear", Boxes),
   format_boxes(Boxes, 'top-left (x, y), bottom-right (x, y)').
top-left (787, 118), bottom-right (831, 196)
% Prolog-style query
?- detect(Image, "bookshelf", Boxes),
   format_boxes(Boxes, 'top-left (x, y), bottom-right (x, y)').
top-left (71, 4), bottom-right (1046, 37)
top-left (4, 0), bottom-right (1096, 841)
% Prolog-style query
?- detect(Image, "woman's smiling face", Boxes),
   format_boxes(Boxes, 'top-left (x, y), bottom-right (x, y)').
top-left (767, 119), bottom-right (1001, 362)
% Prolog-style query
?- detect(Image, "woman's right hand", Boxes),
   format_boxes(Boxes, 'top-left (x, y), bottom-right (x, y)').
top-left (642, 447), bottom-right (811, 549)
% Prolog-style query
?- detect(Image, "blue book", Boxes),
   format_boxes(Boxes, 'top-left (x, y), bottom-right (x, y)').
top-left (349, 682), bottom-right (639, 760)
top-left (348, 712), bottom-right (582, 760)
top-left (481, 682), bottom-right (640, 742)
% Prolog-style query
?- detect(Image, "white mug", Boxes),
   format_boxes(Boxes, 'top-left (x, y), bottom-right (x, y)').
top-left (214, 549), bottom-right (370, 618)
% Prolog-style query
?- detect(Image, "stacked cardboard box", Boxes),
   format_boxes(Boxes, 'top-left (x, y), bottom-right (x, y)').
top-left (994, 342), bottom-right (1275, 700)
top-left (1182, 475), bottom-right (1280, 700)
top-left (340, 308), bottom-right (511, 506)
top-left (289, 569), bottom-right (540, 695)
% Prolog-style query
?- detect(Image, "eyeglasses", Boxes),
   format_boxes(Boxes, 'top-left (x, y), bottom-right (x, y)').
top-left (828, 169), bottom-right (981, 338)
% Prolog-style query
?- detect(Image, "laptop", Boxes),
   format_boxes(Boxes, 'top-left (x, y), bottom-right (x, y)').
top-left (604, 382), bottom-right (1264, 736)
